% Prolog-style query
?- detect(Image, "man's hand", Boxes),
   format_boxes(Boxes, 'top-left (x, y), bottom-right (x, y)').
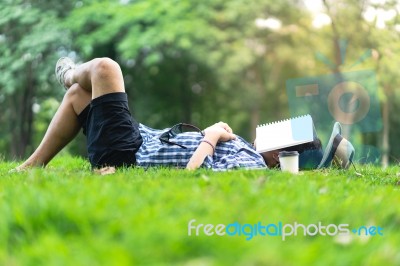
top-left (203, 121), bottom-right (236, 142)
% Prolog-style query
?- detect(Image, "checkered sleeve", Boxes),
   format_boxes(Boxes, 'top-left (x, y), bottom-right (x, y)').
top-left (136, 124), bottom-right (267, 170)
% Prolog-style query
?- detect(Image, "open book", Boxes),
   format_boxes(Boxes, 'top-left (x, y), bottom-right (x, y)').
top-left (255, 114), bottom-right (314, 153)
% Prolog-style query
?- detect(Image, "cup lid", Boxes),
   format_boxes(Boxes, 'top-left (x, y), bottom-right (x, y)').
top-left (279, 151), bottom-right (299, 157)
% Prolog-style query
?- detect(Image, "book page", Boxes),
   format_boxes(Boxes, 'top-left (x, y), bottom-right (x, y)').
top-left (255, 115), bottom-right (313, 153)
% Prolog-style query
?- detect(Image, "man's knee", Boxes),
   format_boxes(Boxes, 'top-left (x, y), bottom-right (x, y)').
top-left (64, 84), bottom-right (91, 114)
top-left (65, 83), bottom-right (84, 96)
top-left (64, 84), bottom-right (90, 102)
top-left (91, 57), bottom-right (121, 78)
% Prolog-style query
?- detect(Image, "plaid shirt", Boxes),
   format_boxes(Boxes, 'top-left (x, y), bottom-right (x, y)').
top-left (135, 124), bottom-right (267, 171)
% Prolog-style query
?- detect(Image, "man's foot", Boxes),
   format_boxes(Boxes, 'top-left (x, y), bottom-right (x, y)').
top-left (94, 166), bottom-right (116, 175)
top-left (55, 57), bottom-right (75, 90)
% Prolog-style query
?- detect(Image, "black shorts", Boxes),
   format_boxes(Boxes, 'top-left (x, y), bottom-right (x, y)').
top-left (77, 92), bottom-right (143, 168)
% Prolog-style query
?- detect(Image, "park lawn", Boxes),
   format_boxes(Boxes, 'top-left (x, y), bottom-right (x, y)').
top-left (0, 156), bottom-right (399, 266)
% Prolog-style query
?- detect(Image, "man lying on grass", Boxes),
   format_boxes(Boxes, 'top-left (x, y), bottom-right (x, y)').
top-left (15, 57), bottom-right (322, 173)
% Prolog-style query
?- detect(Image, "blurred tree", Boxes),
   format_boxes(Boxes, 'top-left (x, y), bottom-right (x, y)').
top-left (318, 0), bottom-right (400, 165)
top-left (65, 0), bottom-right (309, 140)
top-left (0, 0), bottom-right (74, 159)
top-left (1, 0), bottom-right (399, 164)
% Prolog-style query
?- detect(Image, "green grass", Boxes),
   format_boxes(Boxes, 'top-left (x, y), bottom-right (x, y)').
top-left (0, 156), bottom-right (399, 266)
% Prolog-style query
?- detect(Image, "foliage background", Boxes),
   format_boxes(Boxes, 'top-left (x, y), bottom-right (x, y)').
top-left (0, 0), bottom-right (399, 165)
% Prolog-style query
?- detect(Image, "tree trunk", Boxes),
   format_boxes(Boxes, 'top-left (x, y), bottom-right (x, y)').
top-left (10, 62), bottom-right (35, 158)
top-left (381, 98), bottom-right (389, 168)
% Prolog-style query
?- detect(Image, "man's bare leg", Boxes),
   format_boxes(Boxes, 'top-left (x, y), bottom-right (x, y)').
top-left (15, 57), bottom-right (127, 170)
top-left (16, 84), bottom-right (91, 170)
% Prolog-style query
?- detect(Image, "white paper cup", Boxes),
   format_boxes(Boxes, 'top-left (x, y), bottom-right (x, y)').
top-left (279, 151), bottom-right (299, 174)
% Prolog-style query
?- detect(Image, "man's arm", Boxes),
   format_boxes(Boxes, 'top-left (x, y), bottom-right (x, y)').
top-left (186, 122), bottom-right (236, 170)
